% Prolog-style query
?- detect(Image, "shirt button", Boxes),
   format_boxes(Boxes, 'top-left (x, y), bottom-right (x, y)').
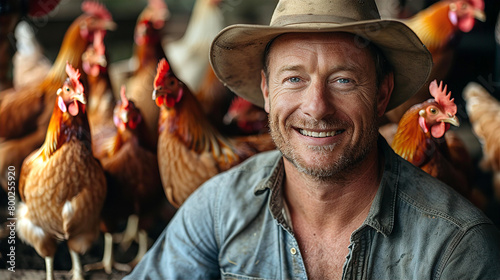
top-left (290, 248), bottom-right (297, 255)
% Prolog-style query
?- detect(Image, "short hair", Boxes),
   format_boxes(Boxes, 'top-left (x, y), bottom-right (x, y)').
top-left (262, 33), bottom-right (393, 87)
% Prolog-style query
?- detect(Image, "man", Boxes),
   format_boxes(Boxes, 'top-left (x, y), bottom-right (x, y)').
top-left (125, 0), bottom-right (500, 279)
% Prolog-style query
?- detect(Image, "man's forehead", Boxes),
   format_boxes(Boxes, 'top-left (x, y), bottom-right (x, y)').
top-left (269, 32), bottom-right (371, 56)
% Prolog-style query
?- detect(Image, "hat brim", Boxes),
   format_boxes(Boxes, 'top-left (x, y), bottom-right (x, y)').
top-left (210, 19), bottom-right (433, 111)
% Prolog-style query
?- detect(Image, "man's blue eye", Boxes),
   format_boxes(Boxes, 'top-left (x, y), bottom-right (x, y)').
top-left (289, 77), bottom-right (300, 83)
top-left (337, 78), bottom-right (350, 84)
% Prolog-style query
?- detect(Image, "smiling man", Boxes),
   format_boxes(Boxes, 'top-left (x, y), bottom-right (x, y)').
top-left (124, 0), bottom-right (500, 279)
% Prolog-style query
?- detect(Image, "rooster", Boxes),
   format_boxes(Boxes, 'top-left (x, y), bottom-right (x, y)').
top-left (0, 1), bottom-right (116, 190)
top-left (384, 0), bottom-right (486, 123)
top-left (463, 82), bottom-right (500, 202)
top-left (85, 86), bottom-right (168, 274)
top-left (109, 0), bottom-right (169, 151)
top-left (391, 80), bottom-right (482, 207)
top-left (17, 63), bottom-right (106, 280)
top-left (153, 58), bottom-right (275, 208)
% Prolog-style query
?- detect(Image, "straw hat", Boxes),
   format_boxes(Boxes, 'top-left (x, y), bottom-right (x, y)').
top-left (210, 0), bottom-right (433, 111)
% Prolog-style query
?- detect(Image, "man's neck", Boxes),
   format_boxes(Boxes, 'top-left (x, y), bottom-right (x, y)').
top-left (283, 147), bottom-right (383, 230)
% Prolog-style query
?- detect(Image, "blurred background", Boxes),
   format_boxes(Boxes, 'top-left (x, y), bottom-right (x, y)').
top-left (1, 0), bottom-right (500, 278)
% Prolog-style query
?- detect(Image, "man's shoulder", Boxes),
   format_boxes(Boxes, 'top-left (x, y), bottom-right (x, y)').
top-left (396, 157), bottom-right (491, 229)
top-left (189, 150), bottom-right (282, 202)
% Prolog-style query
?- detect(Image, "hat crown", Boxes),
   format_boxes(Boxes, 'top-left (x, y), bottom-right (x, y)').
top-left (271, 0), bottom-right (381, 26)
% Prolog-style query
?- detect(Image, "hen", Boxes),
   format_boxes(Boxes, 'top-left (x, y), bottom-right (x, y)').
top-left (12, 21), bottom-right (52, 89)
top-left (391, 80), bottom-right (480, 206)
top-left (0, 0), bottom-right (61, 90)
top-left (223, 96), bottom-right (269, 136)
top-left (165, 0), bottom-right (224, 93)
top-left (81, 30), bottom-right (117, 160)
top-left (85, 86), bottom-right (168, 273)
top-left (17, 63), bottom-right (106, 280)
top-left (153, 58), bottom-right (275, 208)
top-left (0, 1), bottom-right (116, 190)
top-left (385, 0), bottom-right (486, 123)
top-left (463, 82), bottom-right (500, 202)
top-left (109, 0), bottom-right (169, 150)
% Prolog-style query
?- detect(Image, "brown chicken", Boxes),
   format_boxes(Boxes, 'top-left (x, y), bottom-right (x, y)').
top-left (153, 58), bottom-right (275, 208)
top-left (391, 80), bottom-right (481, 206)
top-left (0, 1), bottom-right (116, 190)
top-left (223, 96), bottom-right (269, 136)
top-left (385, 0), bottom-right (486, 123)
top-left (17, 63), bottom-right (106, 280)
top-left (109, 0), bottom-right (169, 150)
top-left (85, 86), bottom-right (168, 273)
top-left (81, 30), bottom-right (117, 160)
top-left (463, 82), bottom-right (500, 202)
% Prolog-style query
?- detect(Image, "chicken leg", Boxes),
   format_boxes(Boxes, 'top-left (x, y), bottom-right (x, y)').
top-left (84, 232), bottom-right (131, 274)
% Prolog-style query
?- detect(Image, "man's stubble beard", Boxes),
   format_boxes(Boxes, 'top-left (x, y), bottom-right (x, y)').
top-left (268, 110), bottom-right (379, 182)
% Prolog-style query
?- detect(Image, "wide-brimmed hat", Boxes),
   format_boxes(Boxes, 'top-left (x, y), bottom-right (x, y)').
top-left (210, 0), bottom-right (433, 111)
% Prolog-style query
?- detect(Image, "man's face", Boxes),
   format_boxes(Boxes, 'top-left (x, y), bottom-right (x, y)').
top-left (261, 32), bottom-right (390, 180)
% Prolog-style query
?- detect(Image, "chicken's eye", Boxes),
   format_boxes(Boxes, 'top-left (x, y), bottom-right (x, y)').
top-left (169, 78), bottom-right (178, 87)
top-left (65, 87), bottom-right (70, 92)
top-left (429, 107), bottom-right (438, 114)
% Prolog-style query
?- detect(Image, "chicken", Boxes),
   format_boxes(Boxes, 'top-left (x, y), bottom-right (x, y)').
top-left (0, 0), bottom-right (61, 90)
top-left (84, 86), bottom-right (168, 273)
top-left (391, 80), bottom-right (480, 205)
top-left (164, 0), bottom-right (224, 93)
top-left (384, 0), bottom-right (486, 123)
top-left (463, 82), bottom-right (500, 202)
top-left (13, 21), bottom-right (52, 89)
top-left (0, 1), bottom-right (116, 190)
top-left (109, 0), bottom-right (169, 150)
top-left (223, 96), bottom-right (269, 136)
top-left (81, 30), bottom-right (117, 160)
top-left (153, 58), bottom-right (275, 208)
top-left (17, 63), bottom-right (106, 280)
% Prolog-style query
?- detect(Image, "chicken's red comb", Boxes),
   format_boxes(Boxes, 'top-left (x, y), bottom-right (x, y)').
top-left (94, 30), bottom-right (105, 56)
top-left (154, 58), bottom-right (171, 88)
top-left (429, 80), bottom-right (456, 115)
top-left (81, 1), bottom-right (112, 20)
top-left (120, 85), bottom-right (129, 108)
top-left (65, 62), bottom-right (85, 94)
top-left (229, 96), bottom-right (253, 113)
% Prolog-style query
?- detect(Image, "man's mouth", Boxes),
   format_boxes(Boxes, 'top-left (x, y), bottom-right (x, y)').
top-left (298, 129), bottom-right (344, 138)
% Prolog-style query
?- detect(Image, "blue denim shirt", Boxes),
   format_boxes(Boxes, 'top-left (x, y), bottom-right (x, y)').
top-left (125, 138), bottom-right (500, 279)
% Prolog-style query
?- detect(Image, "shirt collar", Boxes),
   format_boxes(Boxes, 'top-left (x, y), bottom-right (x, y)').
top-left (253, 136), bottom-right (399, 237)
top-left (362, 136), bottom-right (399, 236)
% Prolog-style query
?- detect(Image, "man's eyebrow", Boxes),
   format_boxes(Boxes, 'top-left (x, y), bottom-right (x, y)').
top-left (276, 65), bottom-right (303, 74)
top-left (276, 64), bottom-right (361, 74)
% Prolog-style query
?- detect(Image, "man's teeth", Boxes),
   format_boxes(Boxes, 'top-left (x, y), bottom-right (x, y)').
top-left (299, 129), bottom-right (342, 138)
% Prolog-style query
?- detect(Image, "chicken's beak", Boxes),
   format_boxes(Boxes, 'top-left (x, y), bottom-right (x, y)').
top-left (73, 93), bottom-right (87, 105)
top-left (152, 88), bottom-right (168, 100)
top-left (120, 110), bottom-right (128, 123)
top-left (104, 20), bottom-right (117, 31)
top-left (441, 115), bottom-right (460, 127)
top-left (474, 9), bottom-right (486, 22)
top-left (97, 55), bottom-right (107, 67)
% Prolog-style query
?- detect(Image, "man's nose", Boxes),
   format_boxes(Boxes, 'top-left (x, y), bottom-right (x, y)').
top-left (301, 81), bottom-right (334, 120)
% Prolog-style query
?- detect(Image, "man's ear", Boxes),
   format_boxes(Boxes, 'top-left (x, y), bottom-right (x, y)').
top-left (377, 72), bottom-right (394, 117)
top-left (261, 70), bottom-right (270, 113)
